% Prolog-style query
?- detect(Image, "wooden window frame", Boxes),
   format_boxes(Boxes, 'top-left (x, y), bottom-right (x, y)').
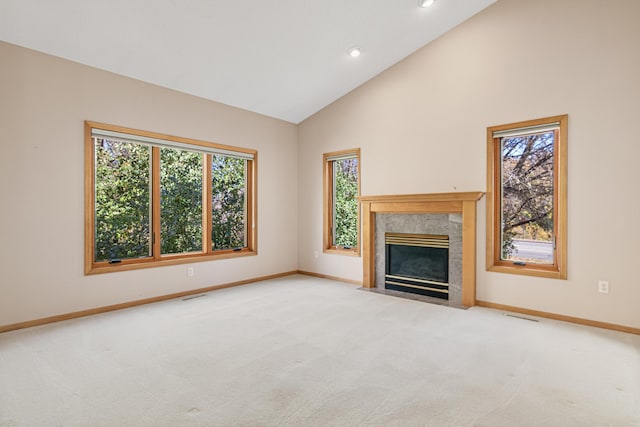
top-left (323, 148), bottom-right (361, 256)
top-left (84, 121), bottom-right (257, 275)
top-left (486, 114), bottom-right (568, 279)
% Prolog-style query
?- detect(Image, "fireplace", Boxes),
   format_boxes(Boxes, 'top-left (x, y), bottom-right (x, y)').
top-left (385, 233), bottom-right (449, 300)
top-left (374, 213), bottom-right (463, 307)
top-left (359, 192), bottom-right (484, 307)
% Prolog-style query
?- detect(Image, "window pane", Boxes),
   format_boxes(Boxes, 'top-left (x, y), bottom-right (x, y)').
top-left (333, 157), bottom-right (358, 247)
top-left (160, 148), bottom-right (203, 254)
top-left (211, 155), bottom-right (246, 250)
top-left (94, 139), bottom-right (151, 262)
top-left (500, 131), bottom-right (554, 264)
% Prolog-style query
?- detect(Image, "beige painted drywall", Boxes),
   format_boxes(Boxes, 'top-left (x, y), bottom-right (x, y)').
top-left (0, 41), bottom-right (298, 326)
top-left (298, 0), bottom-right (640, 329)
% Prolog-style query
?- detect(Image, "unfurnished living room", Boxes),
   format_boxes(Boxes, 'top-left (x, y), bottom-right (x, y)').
top-left (1, 0), bottom-right (639, 425)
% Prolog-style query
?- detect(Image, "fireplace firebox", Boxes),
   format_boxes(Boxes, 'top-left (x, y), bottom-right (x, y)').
top-left (385, 233), bottom-right (449, 300)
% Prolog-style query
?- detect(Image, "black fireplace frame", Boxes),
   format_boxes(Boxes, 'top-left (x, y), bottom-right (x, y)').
top-left (384, 233), bottom-right (450, 300)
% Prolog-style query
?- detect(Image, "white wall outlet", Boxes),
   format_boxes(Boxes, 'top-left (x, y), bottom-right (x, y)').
top-left (314, 251), bottom-right (319, 259)
top-left (598, 280), bottom-right (609, 294)
top-left (188, 267), bottom-right (194, 277)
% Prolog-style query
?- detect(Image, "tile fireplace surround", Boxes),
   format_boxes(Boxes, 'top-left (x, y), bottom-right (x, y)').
top-left (359, 192), bottom-right (484, 307)
top-left (376, 214), bottom-right (462, 307)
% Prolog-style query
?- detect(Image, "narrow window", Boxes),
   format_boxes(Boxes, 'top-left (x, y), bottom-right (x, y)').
top-left (94, 139), bottom-right (152, 262)
top-left (160, 147), bottom-right (203, 255)
top-left (85, 121), bottom-right (257, 274)
top-left (211, 155), bottom-right (247, 251)
top-left (323, 149), bottom-right (360, 256)
top-left (486, 115), bottom-right (567, 279)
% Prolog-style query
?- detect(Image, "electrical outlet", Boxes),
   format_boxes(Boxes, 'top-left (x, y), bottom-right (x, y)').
top-left (188, 267), bottom-right (194, 277)
top-left (314, 251), bottom-right (319, 259)
top-left (598, 280), bottom-right (609, 294)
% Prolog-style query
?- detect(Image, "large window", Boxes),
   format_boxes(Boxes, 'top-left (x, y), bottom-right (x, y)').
top-left (323, 149), bottom-right (360, 256)
top-left (486, 115), bottom-right (567, 279)
top-left (85, 121), bottom-right (256, 274)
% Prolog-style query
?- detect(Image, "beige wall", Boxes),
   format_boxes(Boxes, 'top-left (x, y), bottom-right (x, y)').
top-left (0, 41), bottom-right (298, 326)
top-left (2, 0), bottom-right (639, 331)
top-left (298, 0), bottom-right (640, 329)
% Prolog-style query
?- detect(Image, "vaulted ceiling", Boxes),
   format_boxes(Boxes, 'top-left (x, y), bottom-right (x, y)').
top-left (0, 0), bottom-right (496, 123)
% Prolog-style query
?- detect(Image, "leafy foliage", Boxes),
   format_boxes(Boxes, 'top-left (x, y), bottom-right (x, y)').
top-left (160, 148), bottom-right (203, 254)
top-left (501, 131), bottom-right (554, 259)
top-left (211, 155), bottom-right (246, 250)
top-left (94, 140), bottom-right (151, 261)
top-left (334, 158), bottom-right (358, 247)
top-left (94, 139), bottom-right (248, 261)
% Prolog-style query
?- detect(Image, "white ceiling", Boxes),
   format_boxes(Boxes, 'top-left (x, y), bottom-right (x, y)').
top-left (0, 0), bottom-right (496, 123)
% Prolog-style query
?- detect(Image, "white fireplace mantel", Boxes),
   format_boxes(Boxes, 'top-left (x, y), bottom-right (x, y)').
top-left (359, 192), bottom-right (484, 307)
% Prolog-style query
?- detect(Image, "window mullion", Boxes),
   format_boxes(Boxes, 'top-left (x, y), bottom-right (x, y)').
top-left (332, 162), bottom-right (338, 247)
top-left (494, 137), bottom-right (502, 266)
top-left (204, 154), bottom-right (212, 254)
top-left (553, 128), bottom-right (560, 266)
top-left (87, 133), bottom-right (96, 273)
top-left (245, 159), bottom-right (252, 249)
top-left (327, 162), bottom-right (334, 247)
top-left (152, 146), bottom-right (162, 259)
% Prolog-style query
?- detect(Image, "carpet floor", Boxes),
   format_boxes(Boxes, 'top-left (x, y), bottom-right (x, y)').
top-left (1, 275), bottom-right (639, 426)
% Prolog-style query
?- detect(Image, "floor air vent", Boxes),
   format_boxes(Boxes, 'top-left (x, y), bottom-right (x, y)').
top-left (182, 294), bottom-right (207, 301)
top-left (504, 313), bottom-right (539, 322)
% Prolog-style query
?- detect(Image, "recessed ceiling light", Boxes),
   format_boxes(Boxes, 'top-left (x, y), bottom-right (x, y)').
top-left (418, 0), bottom-right (435, 7)
top-left (348, 47), bottom-right (362, 58)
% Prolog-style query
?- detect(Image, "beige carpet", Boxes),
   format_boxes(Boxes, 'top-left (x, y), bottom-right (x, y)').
top-left (1, 275), bottom-right (639, 426)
